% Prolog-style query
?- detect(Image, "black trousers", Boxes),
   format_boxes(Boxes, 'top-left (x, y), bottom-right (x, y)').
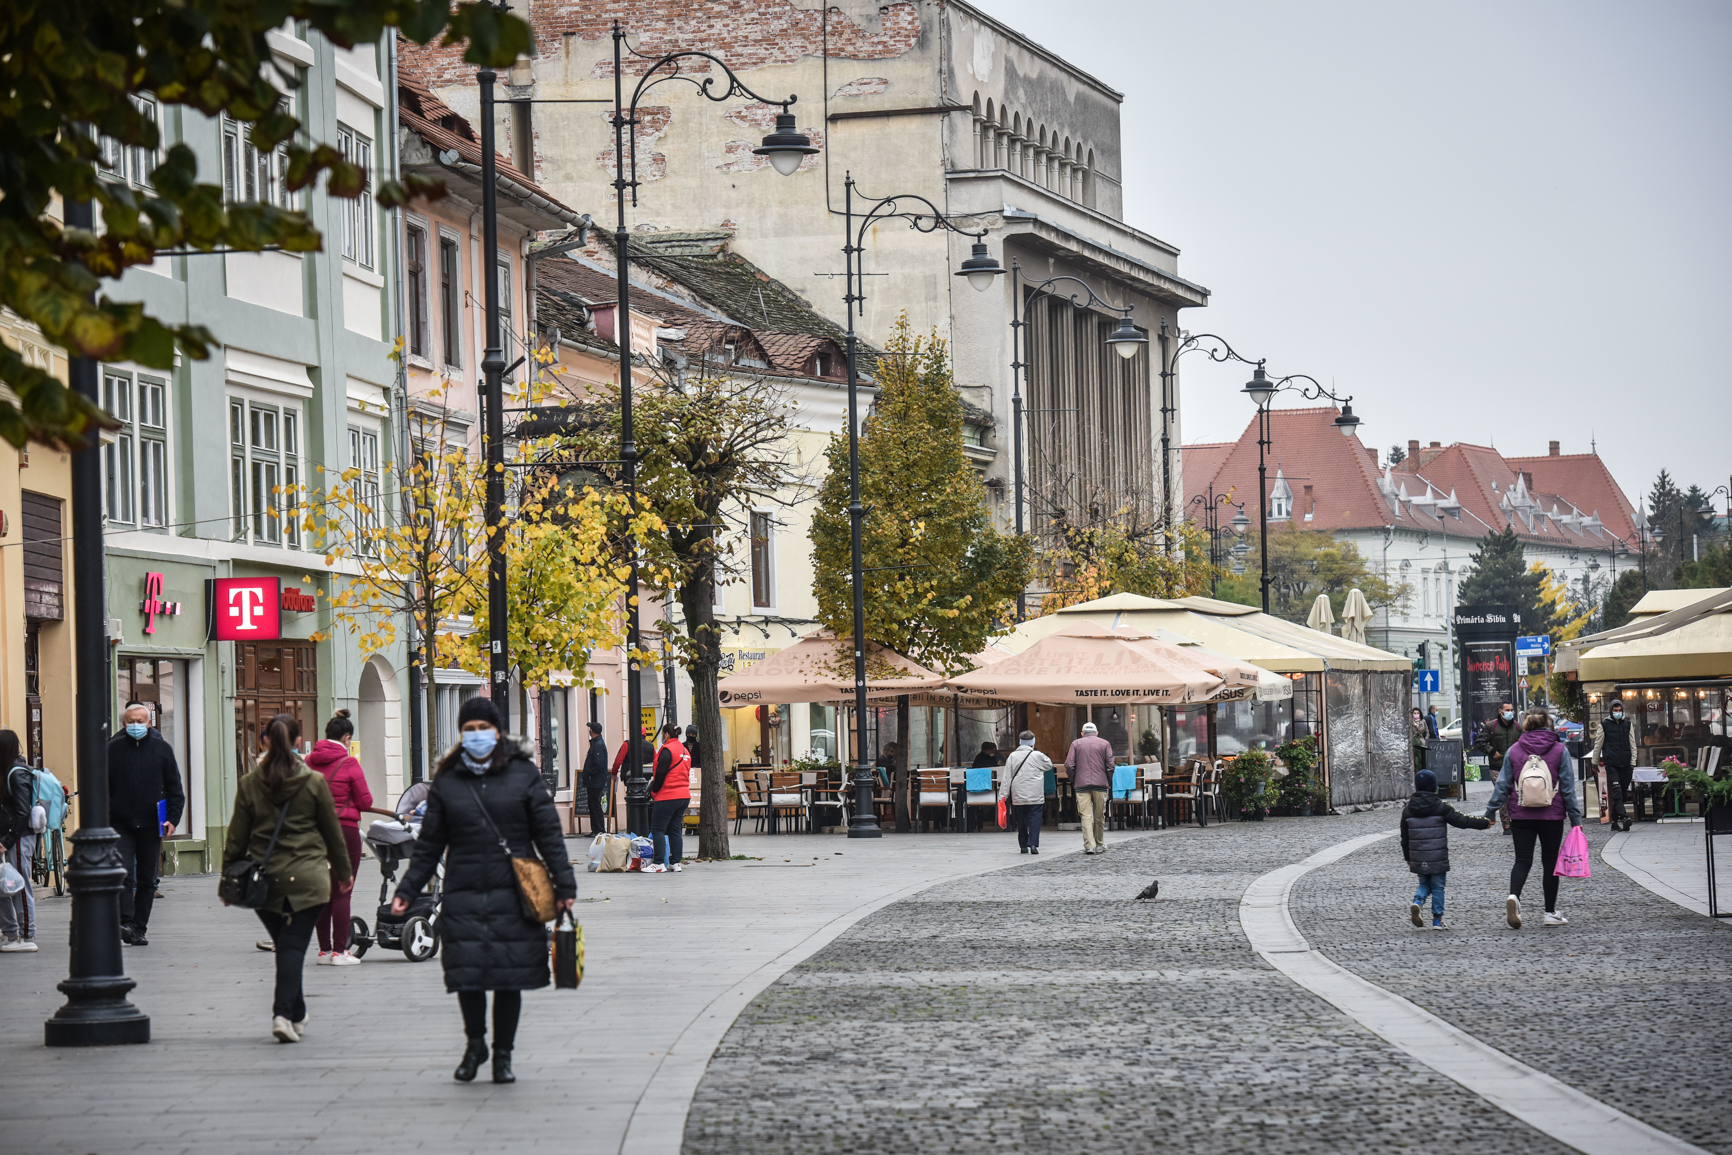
top-left (1604, 763), bottom-right (1633, 821)
top-left (458, 990), bottom-right (522, 1049)
top-left (255, 904), bottom-right (324, 1021)
top-left (584, 780), bottom-right (608, 835)
top-left (115, 824), bottom-right (161, 932)
top-left (1510, 819), bottom-right (1565, 913)
top-left (1013, 803), bottom-right (1043, 849)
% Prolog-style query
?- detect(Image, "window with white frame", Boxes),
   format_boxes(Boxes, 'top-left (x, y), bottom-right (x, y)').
top-left (101, 369), bottom-right (170, 529)
top-left (96, 95), bottom-right (161, 190)
top-left (439, 234), bottom-right (463, 368)
top-left (348, 424), bottom-right (382, 549)
top-left (750, 512), bottom-right (775, 609)
top-left (228, 396), bottom-right (301, 546)
top-left (221, 114), bottom-right (294, 208)
top-left (337, 124), bottom-right (374, 268)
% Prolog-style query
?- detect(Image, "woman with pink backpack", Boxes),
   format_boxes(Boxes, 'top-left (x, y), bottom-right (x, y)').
top-left (1483, 710), bottom-right (1582, 929)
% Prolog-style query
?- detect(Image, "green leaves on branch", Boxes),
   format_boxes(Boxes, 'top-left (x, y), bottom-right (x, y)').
top-left (0, 0), bottom-right (530, 447)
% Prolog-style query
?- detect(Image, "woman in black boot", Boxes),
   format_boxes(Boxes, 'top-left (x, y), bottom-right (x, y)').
top-left (393, 697), bottom-right (576, 1083)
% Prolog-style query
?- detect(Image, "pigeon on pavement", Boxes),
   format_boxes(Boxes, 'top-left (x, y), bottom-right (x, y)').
top-left (1135, 880), bottom-right (1160, 901)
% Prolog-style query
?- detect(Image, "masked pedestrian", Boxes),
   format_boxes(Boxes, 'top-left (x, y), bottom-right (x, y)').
top-left (1484, 709), bottom-right (1583, 929)
top-left (1592, 696), bottom-right (1635, 831)
top-left (222, 713), bottom-right (350, 1042)
top-left (1475, 702), bottom-right (1522, 833)
top-left (392, 697), bottom-right (576, 1084)
top-left (110, 701), bottom-right (185, 946)
top-left (306, 710), bottom-right (372, 965)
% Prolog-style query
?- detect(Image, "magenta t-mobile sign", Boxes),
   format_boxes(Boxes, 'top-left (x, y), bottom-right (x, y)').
top-left (207, 576), bottom-right (282, 641)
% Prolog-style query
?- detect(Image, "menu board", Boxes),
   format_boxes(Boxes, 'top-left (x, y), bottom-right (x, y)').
top-left (1463, 640), bottom-right (1515, 753)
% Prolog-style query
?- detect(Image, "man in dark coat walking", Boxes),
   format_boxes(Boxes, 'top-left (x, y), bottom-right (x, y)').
top-left (580, 721), bottom-right (610, 835)
top-left (1475, 702), bottom-right (1522, 833)
top-left (1593, 699), bottom-right (1635, 830)
top-left (109, 701), bottom-right (185, 945)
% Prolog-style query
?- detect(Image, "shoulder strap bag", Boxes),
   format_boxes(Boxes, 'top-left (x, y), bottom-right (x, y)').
top-left (219, 794), bottom-right (294, 909)
top-left (465, 777), bottom-right (557, 923)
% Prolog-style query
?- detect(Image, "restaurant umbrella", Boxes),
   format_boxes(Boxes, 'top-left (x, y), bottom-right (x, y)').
top-left (1340, 588), bottom-right (1374, 645)
top-left (945, 621), bottom-right (1258, 705)
top-left (715, 630), bottom-right (945, 707)
top-left (1306, 594), bottom-right (1336, 635)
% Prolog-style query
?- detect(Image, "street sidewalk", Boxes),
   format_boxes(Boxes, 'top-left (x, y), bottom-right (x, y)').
top-left (0, 824), bottom-right (1143, 1155)
top-left (1604, 818), bottom-right (1718, 917)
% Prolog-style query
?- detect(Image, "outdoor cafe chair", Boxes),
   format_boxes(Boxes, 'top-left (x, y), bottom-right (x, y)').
top-left (1165, 758), bottom-right (1208, 828)
top-left (806, 770), bottom-right (851, 830)
top-left (768, 771), bottom-right (809, 834)
top-left (915, 768), bottom-right (953, 831)
top-left (1110, 763), bottom-right (1161, 830)
top-left (959, 765), bottom-right (997, 832)
top-left (1204, 760), bottom-right (1226, 824)
top-left (733, 770), bottom-right (769, 834)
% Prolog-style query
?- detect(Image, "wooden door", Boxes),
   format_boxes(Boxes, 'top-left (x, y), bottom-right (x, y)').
top-left (235, 641), bottom-right (318, 772)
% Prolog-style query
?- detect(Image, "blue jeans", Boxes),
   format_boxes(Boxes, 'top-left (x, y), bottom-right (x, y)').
top-left (650, 799), bottom-right (686, 866)
top-left (1412, 872), bottom-right (1446, 920)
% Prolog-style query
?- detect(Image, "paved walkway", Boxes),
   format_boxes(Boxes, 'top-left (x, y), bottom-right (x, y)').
top-left (0, 825), bottom-right (1139, 1155)
top-left (1603, 819), bottom-right (1717, 916)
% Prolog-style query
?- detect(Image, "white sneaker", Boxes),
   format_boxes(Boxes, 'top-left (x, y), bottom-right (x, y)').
top-left (315, 951), bottom-right (332, 965)
top-left (271, 1015), bottom-right (300, 1043)
top-left (643, 863), bottom-right (666, 874)
top-left (1544, 911), bottom-right (1568, 927)
top-left (329, 950), bottom-right (361, 965)
top-left (0, 935), bottom-right (33, 952)
top-left (1506, 895), bottom-right (1522, 929)
top-left (294, 1011), bottom-right (308, 1036)
top-left (669, 863), bottom-right (683, 873)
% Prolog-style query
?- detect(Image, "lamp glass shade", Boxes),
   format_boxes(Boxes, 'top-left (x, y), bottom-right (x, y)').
top-left (955, 240), bottom-right (1004, 291)
top-left (1334, 402), bottom-right (1361, 436)
top-left (1230, 511), bottom-right (1250, 535)
top-left (752, 112), bottom-right (819, 175)
top-left (1105, 315), bottom-right (1147, 360)
top-left (1243, 368), bottom-right (1275, 408)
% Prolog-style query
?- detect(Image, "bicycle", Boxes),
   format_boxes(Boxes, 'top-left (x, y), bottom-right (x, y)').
top-left (30, 788), bottom-right (73, 898)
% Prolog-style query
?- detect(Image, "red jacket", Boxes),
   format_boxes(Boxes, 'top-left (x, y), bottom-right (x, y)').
top-left (306, 739), bottom-right (374, 825)
top-left (651, 738), bottom-right (692, 802)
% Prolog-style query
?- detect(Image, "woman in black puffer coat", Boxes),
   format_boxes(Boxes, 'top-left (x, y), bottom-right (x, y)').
top-left (393, 697), bottom-right (576, 1084)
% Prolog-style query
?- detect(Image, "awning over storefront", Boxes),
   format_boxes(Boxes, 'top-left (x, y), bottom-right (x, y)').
top-left (1556, 587), bottom-right (1732, 682)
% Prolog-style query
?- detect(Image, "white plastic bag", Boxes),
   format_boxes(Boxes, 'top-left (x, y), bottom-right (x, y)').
top-left (0, 861), bottom-right (25, 895)
top-left (585, 833), bottom-right (607, 873)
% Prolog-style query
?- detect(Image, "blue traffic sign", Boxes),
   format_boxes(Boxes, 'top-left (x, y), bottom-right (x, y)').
top-left (1515, 634), bottom-right (1551, 657)
top-left (1416, 669), bottom-right (1441, 693)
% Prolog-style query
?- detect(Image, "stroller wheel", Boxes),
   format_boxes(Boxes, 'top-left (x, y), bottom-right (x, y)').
top-left (402, 915), bottom-right (438, 962)
top-left (348, 916), bottom-right (372, 958)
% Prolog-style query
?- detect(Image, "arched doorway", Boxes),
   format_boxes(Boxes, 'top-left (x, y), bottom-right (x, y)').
top-left (357, 657), bottom-right (403, 803)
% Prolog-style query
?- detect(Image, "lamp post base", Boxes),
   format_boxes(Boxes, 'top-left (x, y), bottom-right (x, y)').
top-left (45, 826), bottom-right (149, 1047)
top-left (45, 995), bottom-right (150, 1047)
top-left (848, 769), bottom-right (882, 837)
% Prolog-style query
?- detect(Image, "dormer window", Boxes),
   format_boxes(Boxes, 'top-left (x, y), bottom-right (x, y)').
top-left (1270, 469), bottom-right (1293, 521)
top-left (808, 351), bottom-right (835, 378)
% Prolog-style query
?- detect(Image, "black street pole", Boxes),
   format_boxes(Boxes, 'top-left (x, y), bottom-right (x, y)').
top-left (1158, 324), bottom-right (1174, 536)
top-left (479, 70), bottom-right (510, 731)
top-left (1256, 403), bottom-right (1271, 614)
top-left (1008, 262), bottom-right (1027, 621)
top-left (841, 174), bottom-right (880, 837)
top-left (45, 197), bottom-right (149, 1047)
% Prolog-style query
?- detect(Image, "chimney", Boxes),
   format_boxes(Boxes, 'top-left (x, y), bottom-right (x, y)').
top-left (1522, 471), bottom-right (1534, 491)
top-left (1548, 440), bottom-right (1560, 456)
top-left (1407, 439), bottom-right (1420, 459)
top-left (1429, 441), bottom-right (1440, 448)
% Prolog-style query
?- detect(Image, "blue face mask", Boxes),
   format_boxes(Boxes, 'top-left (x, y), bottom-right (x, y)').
top-left (125, 722), bottom-right (148, 740)
top-left (1501, 711), bottom-right (1515, 722)
top-left (460, 729), bottom-right (497, 765)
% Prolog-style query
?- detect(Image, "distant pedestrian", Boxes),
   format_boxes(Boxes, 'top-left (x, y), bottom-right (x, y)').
top-left (1592, 697), bottom-right (1634, 831)
top-left (1065, 722), bottom-right (1114, 855)
top-left (646, 723), bottom-right (692, 873)
top-left (685, 724), bottom-right (702, 772)
top-left (1426, 706), bottom-right (1441, 738)
top-left (1485, 709), bottom-right (1582, 929)
top-left (1400, 768), bottom-right (1492, 929)
top-left (1410, 708), bottom-right (1428, 774)
top-left (222, 713), bottom-right (351, 1043)
top-left (580, 721), bottom-right (610, 835)
top-left (109, 701), bottom-right (185, 946)
top-left (306, 710), bottom-right (373, 966)
top-left (391, 697), bottom-right (576, 1084)
top-left (999, 731), bottom-right (1053, 855)
top-left (970, 742), bottom-right (1000, 769)
top-left (1475, 702), bottom-right (1522, 833)
top-left (0, 731), bottom-right (37, 952)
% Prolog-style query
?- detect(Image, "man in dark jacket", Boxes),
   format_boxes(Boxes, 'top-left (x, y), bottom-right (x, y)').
top-left (1400, 769), bottom-right (1492, 929)
top-left (580, 722), bottom-right (610, 836)
top-left (1592, 699), bottom-right (1635, 830)
top-left (109, 701), bottom-right (185, 945)
top-left (1475, 702), bottom-right (1522, 833)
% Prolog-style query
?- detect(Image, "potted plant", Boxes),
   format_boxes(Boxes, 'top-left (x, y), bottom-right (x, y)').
top-left (1274, 735), bottom-right (1320, 817)
top-left (1658, 761), bottom-right (1732, 831)
top-left (1223, 749), bottom-right (1272, 821)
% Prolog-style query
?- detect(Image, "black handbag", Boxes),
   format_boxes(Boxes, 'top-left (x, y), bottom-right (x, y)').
top-left (551, 908), bottom-right (584, 989)
top-left (219, 798), bottom-right (292, 909)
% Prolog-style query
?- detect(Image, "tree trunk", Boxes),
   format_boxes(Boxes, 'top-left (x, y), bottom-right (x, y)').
top-left (680, 566), bottom-right (730, 861)
top-left (894, 694), bottom-right (912, 833)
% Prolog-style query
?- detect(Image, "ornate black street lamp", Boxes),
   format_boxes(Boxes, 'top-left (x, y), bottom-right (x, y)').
top-left (1157, 327), bottom-right (1264, 537)
top-left (1188, 486), bottom-right (1247, 596)
top-left (1242, 365), bottom-right (1360, 613)
top-left (834, 173), bottom-right (1003, 836)
top-left (1006, 261), bottom-right (1145, 619)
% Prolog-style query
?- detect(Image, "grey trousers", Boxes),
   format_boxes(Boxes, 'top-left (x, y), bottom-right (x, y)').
top-left (1, 834), bottom-right (37, 939)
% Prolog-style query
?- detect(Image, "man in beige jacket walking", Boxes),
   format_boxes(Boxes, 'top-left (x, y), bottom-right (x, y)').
top-left (1065, 722), bottom-right (1115, 855)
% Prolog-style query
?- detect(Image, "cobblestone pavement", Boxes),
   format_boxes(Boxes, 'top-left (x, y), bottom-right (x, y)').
top-left (684, 811), bottom-right (1605, 1155)
top-left (1290, 816), bottom-right (1732, 1154)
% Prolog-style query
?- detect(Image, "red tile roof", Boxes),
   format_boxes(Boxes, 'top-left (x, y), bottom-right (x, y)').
top-left (1504, 452), bottom-right (1639, 542)
top-left (1185, 407), bottom-right (1392, 532)
top-left (397, 76), bottom-right (572, 211)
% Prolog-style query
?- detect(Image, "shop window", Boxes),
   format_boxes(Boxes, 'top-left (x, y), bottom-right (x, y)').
top-left (228, 396), bottom-right (301, 547)
top-left (337, 124), bottom-right (374, 268)
top-left (101, 369), bottom-right (170, 529)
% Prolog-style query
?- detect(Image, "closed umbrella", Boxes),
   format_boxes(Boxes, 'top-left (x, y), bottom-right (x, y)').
top-left (1341, 588), bottom-right (1374, 645)
top-left (1306, 594), bottom-right (1335, 635)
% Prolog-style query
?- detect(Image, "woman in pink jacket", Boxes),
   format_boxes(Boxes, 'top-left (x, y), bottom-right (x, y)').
top-left (306, 710), bottom-right (374, 964)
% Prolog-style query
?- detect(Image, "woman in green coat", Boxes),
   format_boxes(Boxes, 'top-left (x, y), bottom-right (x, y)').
top-left (223, 713), bottom-right (351, 1043)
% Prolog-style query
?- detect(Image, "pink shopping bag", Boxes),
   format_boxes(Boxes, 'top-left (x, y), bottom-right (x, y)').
top-left (1555, 824), bottom-right (1592, 879)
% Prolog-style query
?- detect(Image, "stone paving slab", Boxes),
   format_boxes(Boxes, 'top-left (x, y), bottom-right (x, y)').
top-left (1288, 816), bottom-right (1732, 1154)
top-left (0, 828), bottom-right (1085, 1155)
top-left (682, 812), bottom-right (1581, 1155)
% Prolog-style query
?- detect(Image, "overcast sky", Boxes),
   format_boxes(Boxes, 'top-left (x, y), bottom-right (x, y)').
top-left (974, 0), bottom-right (1732, 511)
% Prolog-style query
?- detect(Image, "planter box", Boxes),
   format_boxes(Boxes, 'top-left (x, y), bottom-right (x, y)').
top-left (1708, 804), bottom-right (1732, 835)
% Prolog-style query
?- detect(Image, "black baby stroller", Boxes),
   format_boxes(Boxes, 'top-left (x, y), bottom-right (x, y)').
top-left (348, 782), bottom-right (442, 962)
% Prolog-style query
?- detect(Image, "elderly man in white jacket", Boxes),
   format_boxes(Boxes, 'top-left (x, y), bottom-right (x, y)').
top-left (999, 731), bottom-right (1054, 855)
